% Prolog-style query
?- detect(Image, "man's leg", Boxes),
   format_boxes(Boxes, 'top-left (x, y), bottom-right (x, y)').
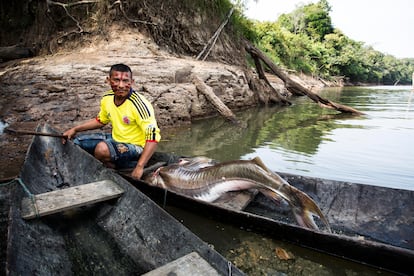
top-left (94, 141), bottom-right (115, 168)
top-left (73, 133), bottom-right (111, 155)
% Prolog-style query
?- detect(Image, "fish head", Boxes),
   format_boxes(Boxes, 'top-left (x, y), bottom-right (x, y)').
top-left (143, 167), bottom-right (166, 188)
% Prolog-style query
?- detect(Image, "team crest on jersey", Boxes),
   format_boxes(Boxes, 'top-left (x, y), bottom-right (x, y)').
top-left (123, 116), bottom-right (131, 124)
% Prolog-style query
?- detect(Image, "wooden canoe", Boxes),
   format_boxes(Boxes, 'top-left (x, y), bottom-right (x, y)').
top-left (5, 124), bottom-right (244, 275)
top-left (120, 152), bottom-right (414, 275)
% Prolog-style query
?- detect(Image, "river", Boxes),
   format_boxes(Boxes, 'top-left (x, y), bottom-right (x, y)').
top-left (156, 85), bottom-right (412, 275)
top-left (159, 85), bottom-right (414, 191)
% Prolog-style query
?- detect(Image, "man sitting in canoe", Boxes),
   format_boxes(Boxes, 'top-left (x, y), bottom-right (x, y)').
top-left (63, 63), bottom-right (161, 180)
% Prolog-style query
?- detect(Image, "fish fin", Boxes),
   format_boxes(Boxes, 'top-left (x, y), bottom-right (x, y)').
top-left (257, 189), bottom-right (285, 204)
top-left (251, 157), bottom-right (273, 174)
top-left (178, 156), bottom-right (217, 170)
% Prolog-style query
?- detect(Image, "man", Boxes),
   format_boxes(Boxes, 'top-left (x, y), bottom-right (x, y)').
top-left (63, 63), bottom-right (161, 179)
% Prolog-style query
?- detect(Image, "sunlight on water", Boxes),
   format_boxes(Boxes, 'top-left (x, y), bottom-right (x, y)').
top-left (159, 86), bottom-right (414, 191)
top-left (245, 86), bottom-right (414, 190)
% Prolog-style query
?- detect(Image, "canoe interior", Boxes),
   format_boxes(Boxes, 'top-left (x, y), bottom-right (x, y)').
top-left (6, 124), bottom-right (243, 275)
top-left (124, 151), bottom-right (414, 274)
top-left (251, 173), bottom-right (414, 250)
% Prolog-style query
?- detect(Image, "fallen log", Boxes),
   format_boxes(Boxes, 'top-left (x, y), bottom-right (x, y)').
top-left (252, 53), bottom-right (291, 106)
top-left (245, 41), bottom-right (364, 115)
top-left (193, 75), bottom-right (239, 124)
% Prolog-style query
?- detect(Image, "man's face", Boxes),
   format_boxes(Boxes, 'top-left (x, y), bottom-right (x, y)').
top-left (107, 70), bottom-right (133, 96)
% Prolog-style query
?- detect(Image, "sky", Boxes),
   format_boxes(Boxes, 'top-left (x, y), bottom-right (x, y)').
top-left (245, 0), bottom-right (414, 59)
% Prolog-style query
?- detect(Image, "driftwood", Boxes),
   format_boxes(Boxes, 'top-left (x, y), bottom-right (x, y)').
top-left (245, 41), bottom-right (365, 115)
top-left (252, 53), bottom-right (292, 106)
top-left (193, 75), bottom-right (238, 124)
top-left (0, 46), bottom-right (33, 62)
top-left (196, 7), bottom-right (234, 61)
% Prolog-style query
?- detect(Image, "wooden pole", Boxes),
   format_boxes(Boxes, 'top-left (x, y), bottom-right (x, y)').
top-left (4, 128), bottom-right (68, 139)
top-left (196, 7), bottom-right (234, 61)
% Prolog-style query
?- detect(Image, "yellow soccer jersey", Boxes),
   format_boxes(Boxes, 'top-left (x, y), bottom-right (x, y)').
top-left (97, 90), bottom-right (161, 147)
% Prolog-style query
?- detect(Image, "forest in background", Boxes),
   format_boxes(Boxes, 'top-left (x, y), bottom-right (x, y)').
top-left (236, 0), bottom-right (414, 85)
top-left (0, 0), bottom-right (413, 85)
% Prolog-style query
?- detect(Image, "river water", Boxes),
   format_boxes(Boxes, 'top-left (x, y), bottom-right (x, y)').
top-left (157, 86), bottom-right (412, 275)
top-left (159, 85), bottom-right (414, 191)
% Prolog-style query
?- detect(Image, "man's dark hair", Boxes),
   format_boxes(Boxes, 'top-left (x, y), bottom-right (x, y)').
top-left (109, 64), bottom-right (132, 77)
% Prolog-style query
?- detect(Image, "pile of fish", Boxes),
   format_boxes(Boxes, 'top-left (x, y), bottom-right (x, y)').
top-left (144, 156), bottom-right (331, 232)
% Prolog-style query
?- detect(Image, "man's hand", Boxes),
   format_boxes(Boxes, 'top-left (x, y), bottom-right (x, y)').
top-left (62, 118), bottom-right (105, 144)
top-left (131, 165), bottom-right (144, 180)
top-left (62, 128), bottom-right (76, 144)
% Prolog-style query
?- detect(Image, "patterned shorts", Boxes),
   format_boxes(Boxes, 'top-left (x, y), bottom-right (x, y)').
top-left (73, 133), bottom-right (143, 168)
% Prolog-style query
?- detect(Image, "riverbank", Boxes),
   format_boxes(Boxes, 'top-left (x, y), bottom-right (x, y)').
top-left (0, 25), bottom-right (329, 181)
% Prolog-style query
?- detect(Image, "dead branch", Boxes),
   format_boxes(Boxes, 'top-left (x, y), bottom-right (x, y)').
top-left (196, 7), bottom-right (234, 61)
top-left (193, 75), bottom-right (239, 124)
top-left (46, 0), bottom-right (99, 33)
top-left (47, 0), bottom-right (98, 8)
top-left (245, 41), bottom-right (364, 115)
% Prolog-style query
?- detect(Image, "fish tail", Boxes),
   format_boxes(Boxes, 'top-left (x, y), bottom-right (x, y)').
top-left (261, 185), bottom-right (331, 232)
top-left (289, 188), bottom-right (331, 232)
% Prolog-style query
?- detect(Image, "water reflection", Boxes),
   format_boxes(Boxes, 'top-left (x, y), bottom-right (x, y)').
top-left (159, 86), bottom-right (414, 190)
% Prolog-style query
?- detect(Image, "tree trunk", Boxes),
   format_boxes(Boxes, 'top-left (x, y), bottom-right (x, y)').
top-left (245, 41), bottom-right (364, 115)
top-left (251, 53), bottom-right (291, 105)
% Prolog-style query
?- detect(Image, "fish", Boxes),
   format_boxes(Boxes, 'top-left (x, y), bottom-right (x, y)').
top-left (144, 156), bottom-right (331, 232)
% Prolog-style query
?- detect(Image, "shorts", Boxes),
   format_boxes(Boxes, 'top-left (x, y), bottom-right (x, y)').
top-left (73, 133), bottom-right (143, 169)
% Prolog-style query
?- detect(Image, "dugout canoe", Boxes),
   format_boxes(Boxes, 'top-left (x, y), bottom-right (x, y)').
top-left (121, 152), bottom-right (414, 275)
top-left (5, 124), bottom-right (244, 275)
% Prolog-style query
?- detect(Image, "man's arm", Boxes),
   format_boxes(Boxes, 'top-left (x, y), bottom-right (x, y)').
top-left (63, 118), bottom-right (105, 143)
top-left (131, 141), bottom-right (158, 179)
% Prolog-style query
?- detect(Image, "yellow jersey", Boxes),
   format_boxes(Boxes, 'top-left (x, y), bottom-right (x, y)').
top-left (97, 90), bottom-right (161, 147)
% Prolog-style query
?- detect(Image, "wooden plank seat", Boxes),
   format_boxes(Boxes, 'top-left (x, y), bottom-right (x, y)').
top-left (21, 180), bottom-right (124, 219)
top-left (142, 252), bottom-right (220, 276)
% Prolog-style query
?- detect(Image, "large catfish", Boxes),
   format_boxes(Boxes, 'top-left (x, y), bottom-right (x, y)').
top-left (144, 156), bottom-right (331, 232)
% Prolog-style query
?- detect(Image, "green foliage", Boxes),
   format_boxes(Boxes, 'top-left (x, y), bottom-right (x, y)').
top-left (234, 0), bottom-right (413, 85)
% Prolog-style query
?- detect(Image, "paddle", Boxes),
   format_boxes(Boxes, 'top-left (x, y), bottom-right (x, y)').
top-left (4, 128), bottom-right (68, 139)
